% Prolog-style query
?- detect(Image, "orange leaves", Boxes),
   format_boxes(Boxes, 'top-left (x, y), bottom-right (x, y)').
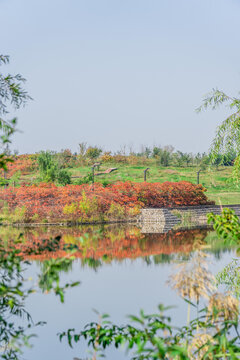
top-left (0, 181), bottom-right (214, 223)
top-left (1, 154), bottom-right (37, 177)
top-left (111, 181), bottom-right (213, 208)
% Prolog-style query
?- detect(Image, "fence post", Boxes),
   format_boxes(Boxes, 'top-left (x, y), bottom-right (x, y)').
top-left (197, 170), bottom-right (201, 184)
top-left (4, 170), bottom-right (7, 189)
top-left (144, 168), bottom-right (150, 182)
top-left (92, 164), bottom-right (98, 191)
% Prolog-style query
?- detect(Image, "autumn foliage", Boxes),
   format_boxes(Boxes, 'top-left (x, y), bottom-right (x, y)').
top-left (0, 181), bottom-right (214, 224)
top-left (1, 154), bottom-right (37, 177)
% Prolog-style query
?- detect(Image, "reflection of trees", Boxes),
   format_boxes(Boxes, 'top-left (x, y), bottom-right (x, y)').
top-left (80, 258), bottom-right (102, 271)
top-left (0, 240), bottom-right (80, 358)
top-left (0, 245), bottom-right (33, 359)
top-left (38, 257), bottom-right (74, 297)
top-left (206, 248), bottom-right (233, 261)
top-left (152, 254), bottom-right (173, 264)
top-left (144, 254), bottom-right (174, 265)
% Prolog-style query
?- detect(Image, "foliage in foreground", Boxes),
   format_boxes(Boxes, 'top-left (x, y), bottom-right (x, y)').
top-left (208, 208), bottom-right (240, 298)
top-left (0, 235), bottom-right (79, 359)
top-left (60, 304), bottom-right (240, 359)
top-left (0, 181), bottom-right (213, 224)
top-left (60, 249), bottom-right (240, 359)
top-left (197, 89), bottom-right (240, 181)
top-left (208, 208), bottom-right (240, 244)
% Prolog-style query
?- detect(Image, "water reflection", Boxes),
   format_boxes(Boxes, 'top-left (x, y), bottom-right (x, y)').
top-left (0, 225), bottom-right (233, 265)
top-left (0, 224), bottom-right (236, 360)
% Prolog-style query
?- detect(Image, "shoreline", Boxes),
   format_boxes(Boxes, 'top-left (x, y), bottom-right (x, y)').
top-left (1, 203), bottom-right (239, 229)
top-left (0, 218), bottom-right (139, 227)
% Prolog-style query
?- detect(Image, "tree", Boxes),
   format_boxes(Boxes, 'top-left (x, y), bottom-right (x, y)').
top-left (0, 55), bottom-right (31, 169)
top-left (0, 55), bottom-right (35, 358)
top-left (38, 151), bottom-right (58, 182)
top-left (160, 149), bottom-right (171, 166)
top-left (152, 146), bottom-right (161, 158)
top-left (37, 151), bottom-right (71, 184)
top-left (197, 89), bottom-right (240, 179)
top-left (78, 142), bottom-right (87, 157)
top-left (0, 55), bottom-right (78, 360)
top-left (85, 146), bottom-right (102, 160)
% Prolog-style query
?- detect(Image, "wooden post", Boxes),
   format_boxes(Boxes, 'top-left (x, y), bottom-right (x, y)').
top-left (197, 170), bottom-right (201, 184)
top-left (144, 168), bottom-right (150, 182)
top-left (92, 166), bottom-right (95, 190)
top-left (3, 170), bottom-right (7, 189)
top-left (92, 164), bottom-right (98, 191)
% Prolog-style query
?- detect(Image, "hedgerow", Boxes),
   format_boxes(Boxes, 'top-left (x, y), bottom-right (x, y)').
top-left (0, 181), bottom-right (214, 224)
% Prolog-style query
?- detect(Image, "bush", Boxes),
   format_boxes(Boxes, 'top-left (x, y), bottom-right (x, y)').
top-left (73, 173), bottom-right (93, 185)
top-left (107, 203), bottom-right (126, 219)
top-left (0, 181), bottom-right (214, 223)
top-left (101, 180), bottom-right (111, 187)
top-left (112, 155), bottom-right (128, 163)
top-left (57, 169), bottom-right (71, 185)
top-left (100, 152), bottom-right (114, 163)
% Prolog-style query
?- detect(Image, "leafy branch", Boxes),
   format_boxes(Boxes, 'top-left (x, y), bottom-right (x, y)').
top-left (197, 89), bottom-right (240, 173)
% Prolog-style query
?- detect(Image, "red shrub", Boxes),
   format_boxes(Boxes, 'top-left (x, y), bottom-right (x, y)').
top-left (0, 181), bottom-right (214, 223)
top-left (1, 154), bottom-right (37, 177)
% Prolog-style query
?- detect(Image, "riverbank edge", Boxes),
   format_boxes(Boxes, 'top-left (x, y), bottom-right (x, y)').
top-left (0, 203), bottom-right (239, 227)
top-left (139, 204), bottom-right (240, 233)
top-left (0, 218), bottom-right (138, 227)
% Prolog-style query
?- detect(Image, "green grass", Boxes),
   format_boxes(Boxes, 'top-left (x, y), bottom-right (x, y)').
top-left (72, 163), bottom-right (240, 205)
top-left (22, 162), bottom-right (240, 205)
top-left (208, 193), bottom-right (240, 205)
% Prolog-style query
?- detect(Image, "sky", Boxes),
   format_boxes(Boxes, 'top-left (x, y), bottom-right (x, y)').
top-left (0, 0), bottom-right (240, 154)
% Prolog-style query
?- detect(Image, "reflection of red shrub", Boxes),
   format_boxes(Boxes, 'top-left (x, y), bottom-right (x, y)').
top-left (10, 227), bottom-right (209, 261)
top-left (0, 181), bottom-right (214, 223)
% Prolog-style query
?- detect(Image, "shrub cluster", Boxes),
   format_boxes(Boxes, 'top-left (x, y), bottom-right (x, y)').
top-left (0, 181), bottom-right (214, 224)
top-left (0, 154), bottom-right (37, 177)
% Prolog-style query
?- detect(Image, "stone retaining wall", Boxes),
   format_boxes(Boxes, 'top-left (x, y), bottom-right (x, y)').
top-left (139, 204), bottom-right (240, 233)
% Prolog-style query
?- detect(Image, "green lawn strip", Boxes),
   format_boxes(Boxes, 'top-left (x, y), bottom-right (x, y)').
top-left (208, 192), bottom-right (240, 205)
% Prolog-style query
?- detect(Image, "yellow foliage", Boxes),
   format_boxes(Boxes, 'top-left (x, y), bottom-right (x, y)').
top-left (107, 203), bottom-right (125, 219)
top-left (100, 152), bottom-right (114, 163)
top-left (128, 206), bottom-right (141, 217)
top-left (63, 202), bottom-right (78, 215)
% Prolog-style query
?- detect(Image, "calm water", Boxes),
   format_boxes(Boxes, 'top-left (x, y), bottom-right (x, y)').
top-left (3, 224), bottom-right (236, 360)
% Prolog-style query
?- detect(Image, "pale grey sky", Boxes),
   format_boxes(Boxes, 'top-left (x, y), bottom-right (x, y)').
top-left (0, 0), bottom-right (239, 154)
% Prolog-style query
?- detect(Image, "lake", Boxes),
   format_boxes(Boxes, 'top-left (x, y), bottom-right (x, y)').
top-left (1, 224), bottom-right (235, 360)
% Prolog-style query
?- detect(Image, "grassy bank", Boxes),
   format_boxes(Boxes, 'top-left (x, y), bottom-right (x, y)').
top-left (4, 154), bottom-right (240, 206)
top-left (68, 164), bottom-right (240, 205)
